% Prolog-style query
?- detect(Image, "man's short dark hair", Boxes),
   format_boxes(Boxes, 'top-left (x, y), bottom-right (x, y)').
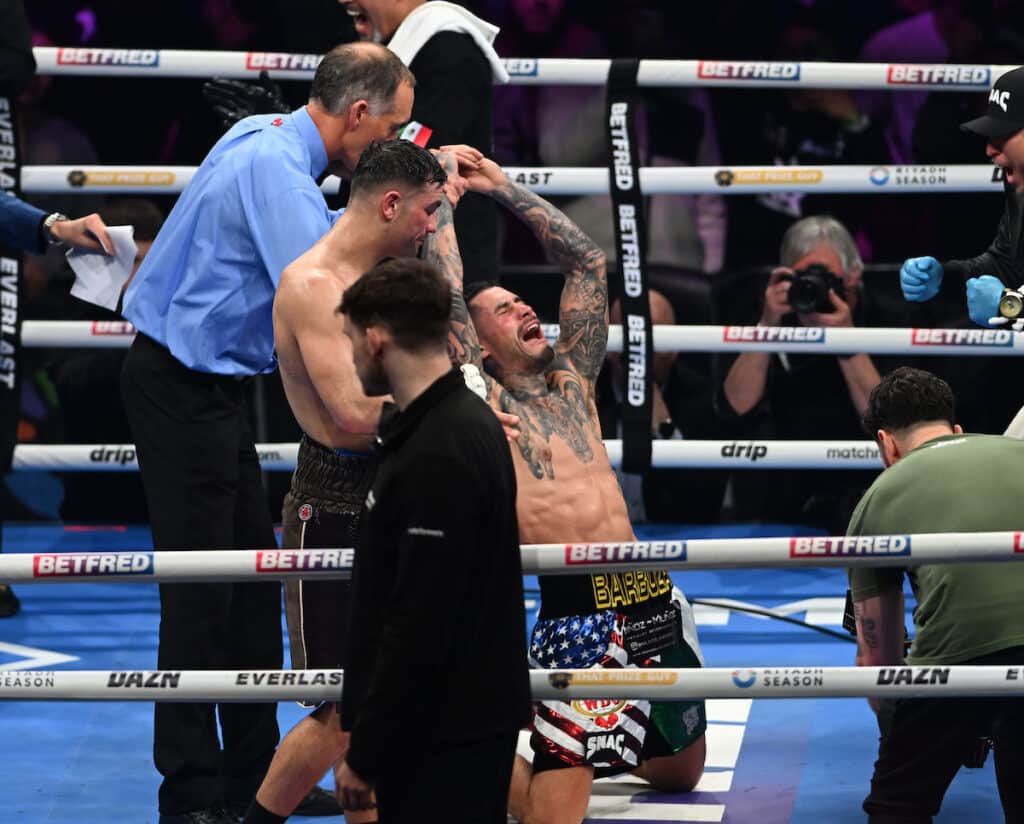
top-left (463, 280), bottom-right (500, 306)
top-left (99, 198), bottom-right (164, 242)
top-left (339, 258), bottom-right (451, 350)
top-left (310, 42), bottom-right (415, 117)
top-left (349, 139), bottom-right (447, 199)
top-left (862, 367), bottom-right (955, 437)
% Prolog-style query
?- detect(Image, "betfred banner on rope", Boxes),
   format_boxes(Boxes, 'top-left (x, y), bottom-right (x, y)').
top-left (606, 58), bottom-right (652, 474)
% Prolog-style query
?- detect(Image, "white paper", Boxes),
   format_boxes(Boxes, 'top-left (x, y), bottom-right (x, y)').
top-left (67, 225), bottom-right (137, 311)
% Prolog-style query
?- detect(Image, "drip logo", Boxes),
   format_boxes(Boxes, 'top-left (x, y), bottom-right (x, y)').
top-left (721, 442), bottom-right (768, 462)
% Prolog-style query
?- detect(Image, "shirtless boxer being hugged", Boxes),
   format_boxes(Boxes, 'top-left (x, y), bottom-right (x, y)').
top-left (427, 150), bottom-right (707, 824)
top-left (242, 139), bottom-right (447, 824)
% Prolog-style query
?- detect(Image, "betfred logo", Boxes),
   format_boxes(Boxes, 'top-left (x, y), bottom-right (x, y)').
top-left (91, 321), bottom-right (136, 336)
top-left (698, 61), bottom-right (800, 81)
top-left (724, 326), bottom-right (825, 343)
top-left (912, 328), bottom-right (1013, 347)
top-left (57, 48), bottom-right (159, 67)
top-left (790, 536), bottom-right (911, 557)
top-left (564, 541), bottom-right (686, 565)
top-left (255, 549), bottom-right (354, 572)
top-left (887, 65), bottom-right (990, 86)
top-left (245, 53), bottom-right (320, 71)
top-left (34, 553), bottom-right (154, 577)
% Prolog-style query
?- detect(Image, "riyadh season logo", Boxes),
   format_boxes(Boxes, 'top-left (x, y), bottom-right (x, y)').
top-left (732, 669), bottom-right (757, 688)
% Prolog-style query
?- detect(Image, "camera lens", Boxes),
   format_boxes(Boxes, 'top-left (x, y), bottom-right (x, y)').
top-left (787, 264), bottom-right (844, 313)
top-left (788, 280), bottom-right (818, 313)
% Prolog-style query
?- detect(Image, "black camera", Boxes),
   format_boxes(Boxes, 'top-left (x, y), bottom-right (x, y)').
top-left (782, 263), bottom-right (846, 314)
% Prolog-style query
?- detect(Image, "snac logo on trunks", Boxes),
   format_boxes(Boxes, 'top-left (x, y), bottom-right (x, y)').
top-left (565, 541), bottom-right (686, 565)
top-left (887, 65), bottom-right (990, 86)
top-left (697, 61), bottom-right (800, 81)
top-left (911, 328), bottom-right (1013, 347)
top-left (57, 48), bottom-right (159, 67)
top-left (245, 53), bottom-right (321, 72)
top-left (34, 552), bottom-right (154, 577)
top-left (789, 536), bottom-right (911, 557)
top-left (255, 549), bottom-right (353, 572)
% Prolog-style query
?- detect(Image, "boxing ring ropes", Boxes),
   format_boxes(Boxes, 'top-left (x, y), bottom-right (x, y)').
top-left (7, 48), bottom-right (1024, 709)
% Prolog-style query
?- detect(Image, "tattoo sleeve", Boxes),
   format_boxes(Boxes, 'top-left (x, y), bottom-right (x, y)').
top-left (423, 197), bottom-right (489, 382)
top-left (854, 602), bottom-right (879, 649)
top-left (491, 179), bottom-right (608, 381)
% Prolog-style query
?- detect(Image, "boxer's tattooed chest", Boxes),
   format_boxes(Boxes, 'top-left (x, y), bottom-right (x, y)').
top-left (498, 370), bottom-right (595, 480)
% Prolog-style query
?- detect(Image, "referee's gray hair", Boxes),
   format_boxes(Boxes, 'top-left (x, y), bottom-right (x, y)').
top-left (310, 42), bottom-right (415, 116)
top-left (779, 216), bottom-right (863, 273)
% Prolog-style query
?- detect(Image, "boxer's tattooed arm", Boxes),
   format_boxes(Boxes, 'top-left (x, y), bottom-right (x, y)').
top-left (492, 180), bottom-right (608, 382)
top-left (854, 602), bottom-right (879, 649)
top-left (424, 196), bottom-right (489, 385)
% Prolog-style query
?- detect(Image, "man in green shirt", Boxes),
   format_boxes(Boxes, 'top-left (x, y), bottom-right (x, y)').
top-left (849, 366), bottom-right (1024, 823)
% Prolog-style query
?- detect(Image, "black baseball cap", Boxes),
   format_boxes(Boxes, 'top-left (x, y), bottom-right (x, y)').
top-left (962, 66), bottom-right (1024, 139)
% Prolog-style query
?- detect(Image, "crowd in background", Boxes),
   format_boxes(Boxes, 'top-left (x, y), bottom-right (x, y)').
top-left (11, 0), bottom-right (1024, 534)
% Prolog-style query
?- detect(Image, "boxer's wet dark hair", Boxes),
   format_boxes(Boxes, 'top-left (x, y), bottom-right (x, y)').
top-left (349, 139), bottom-right (446, 199)
top-left (862, 367), bottom-right (955, 437)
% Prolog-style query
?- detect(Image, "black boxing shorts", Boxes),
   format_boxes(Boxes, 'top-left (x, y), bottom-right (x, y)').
top-left (282, 435), bottom-right (376, 706)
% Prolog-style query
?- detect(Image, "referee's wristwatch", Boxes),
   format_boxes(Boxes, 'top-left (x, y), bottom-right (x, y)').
top-left (42, 212), bottom-right (69, 245)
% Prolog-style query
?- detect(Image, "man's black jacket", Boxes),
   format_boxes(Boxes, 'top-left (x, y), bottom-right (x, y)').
top-left (341, 369), bottom-right (531, 780)
top-left (947, 186), bottom-right (1024, 287)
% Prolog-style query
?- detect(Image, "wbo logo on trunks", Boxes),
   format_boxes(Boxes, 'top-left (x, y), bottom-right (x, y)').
top-left (571, 699), bottom-right (627, 729)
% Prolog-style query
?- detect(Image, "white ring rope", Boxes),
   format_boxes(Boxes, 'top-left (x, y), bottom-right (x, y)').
top-left (13, 440), bottom-right (884, 472)
top-left (21, 164), bottom-right (1003, 196)
top-left (23, 322), bottom-right (1024, 357)
top-left (32, 47), bottom-right (1014, 89)
top-left (0, 531), bottom-right (1019, 583)
top-left (1, 665), bottom-right (1021, 702)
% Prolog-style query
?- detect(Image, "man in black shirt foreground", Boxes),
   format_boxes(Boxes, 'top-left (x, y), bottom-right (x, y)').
top-left (335, 257), bottom-right (532, 823)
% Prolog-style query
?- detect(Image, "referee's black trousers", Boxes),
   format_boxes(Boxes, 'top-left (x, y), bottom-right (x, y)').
top-left (122, 333), bottom-right (282, 815)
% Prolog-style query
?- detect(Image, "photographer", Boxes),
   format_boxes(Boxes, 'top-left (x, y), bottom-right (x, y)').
top-left (717, 216), bottom-right (880, 532)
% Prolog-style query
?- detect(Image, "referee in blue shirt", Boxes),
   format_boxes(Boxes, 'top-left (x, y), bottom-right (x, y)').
top-left (120, 42), bottom-right (415, 824)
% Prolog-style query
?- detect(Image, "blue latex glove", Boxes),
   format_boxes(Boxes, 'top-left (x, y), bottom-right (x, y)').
top-left (966, 275), bottom-right (1005, 327)
top-left (899, 256), bottom-right (943, 302)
